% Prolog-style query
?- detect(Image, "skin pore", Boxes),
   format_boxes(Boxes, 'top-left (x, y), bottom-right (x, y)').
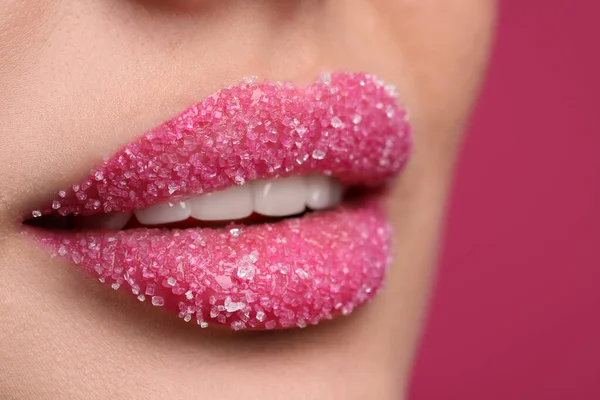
top-left (0, 1), bottom-right (495, 399)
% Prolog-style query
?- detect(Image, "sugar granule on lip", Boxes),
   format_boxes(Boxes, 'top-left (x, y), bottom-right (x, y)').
top-left (39, 200), bottom-right (391, 330)
top-left (28, 71), bottom-right (411, 331)
top-left (39, 72), bottom-right (411, 217)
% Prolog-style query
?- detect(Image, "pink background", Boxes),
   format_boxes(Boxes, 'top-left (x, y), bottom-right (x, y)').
top-left (409, 1), bottom-right (600, 399)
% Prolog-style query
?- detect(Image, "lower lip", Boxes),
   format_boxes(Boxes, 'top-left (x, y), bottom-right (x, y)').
top-left (31, 196), bottom-right (392, 330)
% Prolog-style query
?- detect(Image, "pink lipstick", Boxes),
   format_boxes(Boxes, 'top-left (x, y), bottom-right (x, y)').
top-left (26, 72), bottom-right (412, 330)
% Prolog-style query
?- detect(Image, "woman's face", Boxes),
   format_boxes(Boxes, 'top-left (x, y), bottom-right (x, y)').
top-left (0, 1), bottom-right (494, 399)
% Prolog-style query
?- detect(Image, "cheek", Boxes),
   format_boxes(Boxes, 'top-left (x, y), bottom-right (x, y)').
top-left (398, 1), bottom-right (496, 125)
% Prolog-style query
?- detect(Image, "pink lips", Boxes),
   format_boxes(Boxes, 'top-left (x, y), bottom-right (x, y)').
top-left (28, 72), bottom-right (412, 330)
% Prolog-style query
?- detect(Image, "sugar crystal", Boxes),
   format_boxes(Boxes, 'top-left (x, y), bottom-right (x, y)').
top-left (151, 296), bottom-right (165, 306)
top-left (231, 321), bottom-right (246, 331)
top-left (330, 116), bottom-right (344, 129)
top-left (295, 268), bottom-right (309, 279)
top-left (319, 72), bottom-right (332, 84)
top-left (256, 311), bottom-right (266, 322)
top-left (311, 149), bottom-right (326, 160)
top-left (236, 264), bottom-right (255, 280)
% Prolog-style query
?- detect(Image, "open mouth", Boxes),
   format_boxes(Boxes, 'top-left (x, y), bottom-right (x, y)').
top-left (25, 174), bottom-right (346, 231)
top-left (24, 72), bottom-right (412, 331)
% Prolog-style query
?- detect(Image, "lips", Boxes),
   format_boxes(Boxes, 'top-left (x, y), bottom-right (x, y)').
top-left (26, 72), bottom-right (412, 330)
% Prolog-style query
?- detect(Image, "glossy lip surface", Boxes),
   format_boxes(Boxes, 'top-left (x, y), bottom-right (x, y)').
top-left (27, 72), bottom-right (412, 330)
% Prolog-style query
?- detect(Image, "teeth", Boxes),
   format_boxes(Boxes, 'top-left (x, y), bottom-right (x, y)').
top-left (306, 175), bottom-right (343, 210)
top-left (132, 175), bottom-right (344, 225)
top-left (190, 184), bottom-right (253, 221)
top-left (134, 201), bottom-right (191, 225)
top-left (252, 176), bottom-right (308, 217)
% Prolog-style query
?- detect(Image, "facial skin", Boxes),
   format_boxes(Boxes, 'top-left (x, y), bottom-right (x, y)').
top-left (0, 1), bottom-right (495, 399)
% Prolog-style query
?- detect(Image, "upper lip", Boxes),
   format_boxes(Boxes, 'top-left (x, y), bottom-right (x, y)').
top-left (31, 72), bottom-right (411, 219)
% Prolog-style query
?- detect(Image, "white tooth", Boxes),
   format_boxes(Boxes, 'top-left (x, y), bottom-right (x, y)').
top-left (306, 175), bottom-right (343, 210)
top-left (252, 176), bottom-right (307, 217)
top-left (134, 201), bottom-right (191, 225)
top-left (78, 212), bottom-right (132, 230)
top-left (190, 184), bottom-right (253, 221)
